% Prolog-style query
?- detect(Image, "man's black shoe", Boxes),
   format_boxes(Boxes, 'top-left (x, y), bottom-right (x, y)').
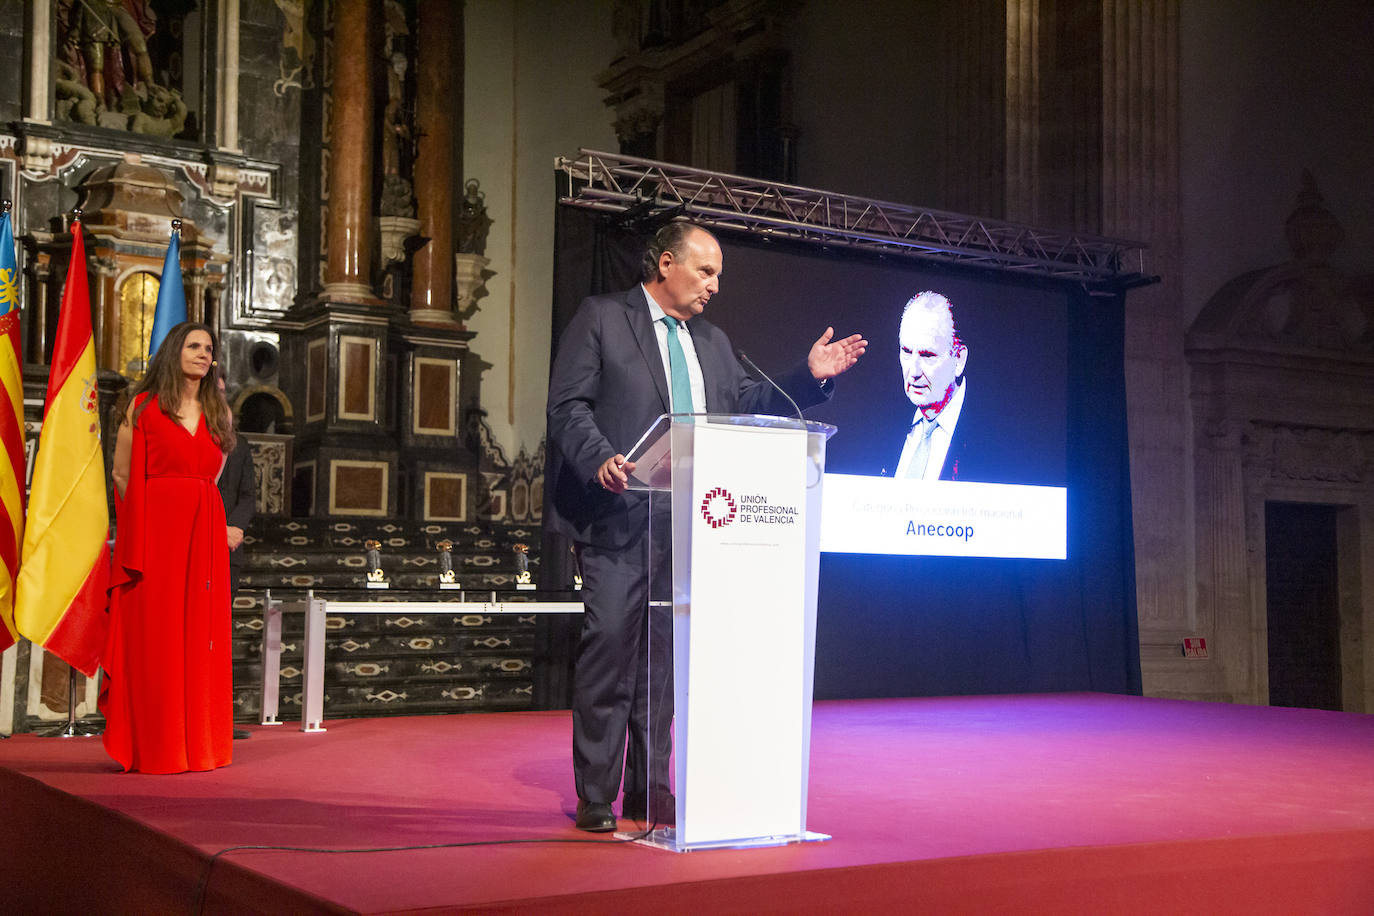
top-left (575, 800), bottom-right (617, 832)
top-left (232, 728), bottom-right (251, 740)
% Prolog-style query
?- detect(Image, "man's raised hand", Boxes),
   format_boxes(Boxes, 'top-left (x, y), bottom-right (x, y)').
top-left (808, 327), bottom-right (868, 380)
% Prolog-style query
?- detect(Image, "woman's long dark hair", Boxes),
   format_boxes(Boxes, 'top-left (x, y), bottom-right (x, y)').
top-left (121, 321), bottom-right (235, 453)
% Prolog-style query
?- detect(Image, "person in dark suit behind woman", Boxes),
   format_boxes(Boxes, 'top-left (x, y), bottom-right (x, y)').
top-left (216, 377), bottom-right (256, 599)
top-left (217, 377), bottom-right (255, 740)
top-left (545, 220), bottom-right (867, 831)
top-left (218, 433), bottom-right (255, 598)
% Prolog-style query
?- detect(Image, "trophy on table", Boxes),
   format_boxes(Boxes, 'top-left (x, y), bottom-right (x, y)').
top-left (436, 539), bottom-right (461, 589)
top-left (513, 543), bottom-right (535, 590)
top-left (364, 539), bottom-right (389, 588)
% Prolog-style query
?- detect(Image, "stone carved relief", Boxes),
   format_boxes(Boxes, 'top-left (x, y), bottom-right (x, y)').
top-left (1190, 174), bottom-right (1373, 355)
top-left (251, 438), bottom-right (289, 515)
top-left (1236, 272), bottom-right (1369, 352)
top-left (54, 0), bottom-right (196, 138)
top-left (1242, 423), bottom-right (1369, 485)
top-left (250, 207), bottom-right (298, 316)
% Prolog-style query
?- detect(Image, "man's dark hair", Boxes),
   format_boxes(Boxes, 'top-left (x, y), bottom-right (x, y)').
top-left (641, 219), bottom-right (717, 283)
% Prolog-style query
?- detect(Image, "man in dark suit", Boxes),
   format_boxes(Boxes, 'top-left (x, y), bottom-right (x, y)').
top-left (219, 435), bottom-right (256, 597)
top-left (546, 220), bottom-right (866, 832)
top-left (218, 420), bottom-right (255, 740)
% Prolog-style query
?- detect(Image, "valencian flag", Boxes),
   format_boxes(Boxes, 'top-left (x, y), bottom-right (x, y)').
top-left (148, 221), bottom-right (185, 359)
top-left (0, 203), bottom-right (25, 654)
top-left (15, 215), bottom-right (110, 676)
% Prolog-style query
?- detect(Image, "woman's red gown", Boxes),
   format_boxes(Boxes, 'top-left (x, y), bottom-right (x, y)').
top-left (100, 395), bottom-right (232, 773)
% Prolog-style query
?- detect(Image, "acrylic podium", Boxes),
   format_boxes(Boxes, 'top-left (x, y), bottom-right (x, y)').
top-left (623, 413), bottom-right (835, 851)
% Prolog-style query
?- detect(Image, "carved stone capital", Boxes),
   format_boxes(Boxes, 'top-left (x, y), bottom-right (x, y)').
top-left (454, 252), bottom-right (490, 317)
top-left (610, 82), bottom-right (665, 147)
top-left (21, 135), bottom-right (55, 174)
top-left (378, 215), bottom-right (420, 266)
top-left (1198, 417), bottom-right (1246, 452)
top-left (210, 162), bottom-right (240, 200)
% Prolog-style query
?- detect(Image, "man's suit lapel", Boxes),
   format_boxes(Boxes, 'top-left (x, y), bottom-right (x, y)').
top-left (692, 324), bottom-right (727, 412)
top-left (624, 288), bottom-right (671, 414)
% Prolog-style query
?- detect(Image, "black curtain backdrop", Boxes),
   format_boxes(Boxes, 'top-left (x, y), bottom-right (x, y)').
top-left (541, 203), bottom-right (1141, 702)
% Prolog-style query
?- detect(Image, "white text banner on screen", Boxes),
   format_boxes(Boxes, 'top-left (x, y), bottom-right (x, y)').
top-left (819, 474), bottom-right (1067, 559)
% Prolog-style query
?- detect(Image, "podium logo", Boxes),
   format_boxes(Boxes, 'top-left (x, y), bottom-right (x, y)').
top-left (699, 486), bottom-right (737, 529)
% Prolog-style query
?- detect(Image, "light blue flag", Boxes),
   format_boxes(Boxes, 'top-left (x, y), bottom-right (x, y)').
top-left (148, 225), bottom-right (186, 358)
top-left (0, 209), bottom-right (17, 319)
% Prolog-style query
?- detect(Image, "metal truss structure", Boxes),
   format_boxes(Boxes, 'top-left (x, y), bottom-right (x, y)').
top-left (557, 149), bottom-right (1152, 288)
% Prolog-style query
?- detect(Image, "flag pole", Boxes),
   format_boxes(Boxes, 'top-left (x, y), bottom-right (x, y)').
top-left (34, 208), bottom-right (100, 738)
top-left (37, 663), bottom-right (100, 737)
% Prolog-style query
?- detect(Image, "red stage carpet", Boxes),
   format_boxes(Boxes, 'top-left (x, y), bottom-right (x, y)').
top-left (3, 693), bottom-right (1372, 914)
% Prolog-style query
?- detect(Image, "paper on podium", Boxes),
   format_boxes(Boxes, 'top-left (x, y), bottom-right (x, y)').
top-left (623, 413), bottom-right (675, 490)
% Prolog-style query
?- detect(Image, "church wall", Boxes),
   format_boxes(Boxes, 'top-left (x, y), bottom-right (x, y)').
top-left (1144, 0), bottom-right (1374, 705)
top-left (238, 0), bottom-right (304, 208)
top-left (1179, 0), bottom-right (1374, 321)
top-left (462, 0), bottom-right (619, 460)
top-left (788, 0), bottom-right (945, 209)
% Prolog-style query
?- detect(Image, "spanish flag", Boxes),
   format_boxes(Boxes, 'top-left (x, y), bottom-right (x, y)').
top-left (15, 218), bottom-right (110, 676)
top-left (0, 205), bottom-right (25, 654)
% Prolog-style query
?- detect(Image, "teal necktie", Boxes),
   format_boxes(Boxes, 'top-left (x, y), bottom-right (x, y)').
top-left (662, 316), bottom-right (694, 413)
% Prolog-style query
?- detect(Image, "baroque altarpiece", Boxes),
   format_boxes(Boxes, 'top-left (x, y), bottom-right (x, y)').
top-left (0, 1), bottom-right (546, 732)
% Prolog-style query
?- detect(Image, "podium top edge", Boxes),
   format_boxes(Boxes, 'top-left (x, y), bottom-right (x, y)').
top-left (658, 413), bottom-right (837, 438)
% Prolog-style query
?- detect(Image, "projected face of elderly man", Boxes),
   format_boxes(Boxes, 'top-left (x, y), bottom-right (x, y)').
top-left (899, 291), bottom-right (967, 420)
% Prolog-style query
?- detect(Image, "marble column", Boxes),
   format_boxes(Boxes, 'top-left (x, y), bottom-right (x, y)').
top-left (409, 0), bottom-right (460, 325)
top-left (937, 0), bottom-right (1006, 218)
top-left (91, 256), bottom-right (118, 373)
top-left (215, 0), bottom-right (242, 150)
top-left (1192, 420), bottom-right (1254, 703)
top-left (25, 0), bottom-right (51, 121)
top-left (24, 261), bottom-right (50, 365)
top-left (1003, 0), bottom-right (1040, 224)
top-left (1100, 0), bottom-right (1189, 692)
top-left (323, 0), bottom-right (380, 303)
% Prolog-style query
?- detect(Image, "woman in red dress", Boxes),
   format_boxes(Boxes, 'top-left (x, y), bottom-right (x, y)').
top-left (101, 322), bottom-right (235, 773)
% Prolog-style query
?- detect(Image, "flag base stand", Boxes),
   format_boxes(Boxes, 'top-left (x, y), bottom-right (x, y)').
top-left (38, 717), bottom-right (101, 738)
top-left (37, 667), bottom-right (102, 738)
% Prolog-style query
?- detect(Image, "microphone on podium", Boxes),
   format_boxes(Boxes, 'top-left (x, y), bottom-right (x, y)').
top-left (737, 350), bottom-right (805, 425)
